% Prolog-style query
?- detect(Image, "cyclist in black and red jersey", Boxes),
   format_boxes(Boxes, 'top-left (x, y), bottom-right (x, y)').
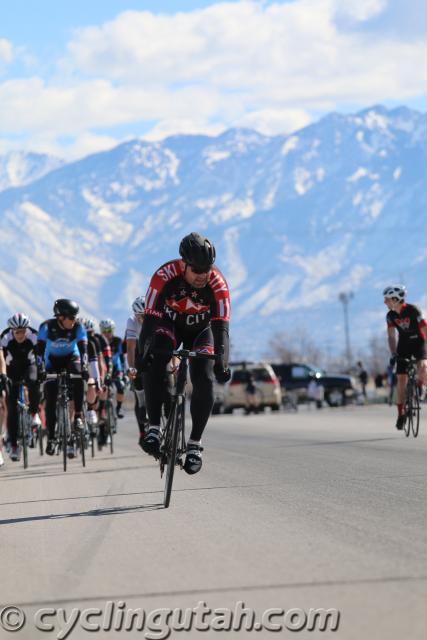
top-left (384, 285), bottom-right (427, 430)
top-left (0, 313), bottom-right (38, 461)
top-left (138, 232), bottom-right (231, 474)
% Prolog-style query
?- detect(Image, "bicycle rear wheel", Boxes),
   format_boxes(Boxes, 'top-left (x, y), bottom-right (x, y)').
top-left (163, 400), bottom-right (182, 509)
top-left (411, 384), bottom-right (420, 437)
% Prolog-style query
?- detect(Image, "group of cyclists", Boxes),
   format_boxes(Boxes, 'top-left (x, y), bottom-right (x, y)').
top-left (0, 298), bottom-right (132, 464)
top-left (0, 232), bottom-right (232, 475)
top-left (1, 234), bottom-right (421, 474)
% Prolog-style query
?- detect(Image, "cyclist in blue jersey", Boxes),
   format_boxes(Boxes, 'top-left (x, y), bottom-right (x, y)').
top-left (100, 319), bottom-right (125, 419)
top-left (37, 299), bottom-right (89, 456)
top-left (0, 345), bottom-right (7, 466)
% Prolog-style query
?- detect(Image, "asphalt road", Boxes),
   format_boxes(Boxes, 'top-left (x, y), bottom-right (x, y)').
top-left (1, 402), bottom-right (427, 640)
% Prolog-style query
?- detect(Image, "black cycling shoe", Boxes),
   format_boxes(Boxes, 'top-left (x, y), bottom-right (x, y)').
top-left (45, 439), bottom-right (56, 456)
top-left (66, 440), bottom-right (75, 459)
top-left (184, 444), bottom-right (204, 475)
top-left (395, 415), bottom-right (406, 430)
top-left (142, 428), bottom-right (160, 457)
top-left (138, 431), bottom-right (146, 450)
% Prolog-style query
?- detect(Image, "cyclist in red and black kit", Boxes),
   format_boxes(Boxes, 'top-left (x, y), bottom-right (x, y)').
top-left (384, 285), bottom-right (427, 430)
top-left (138, 232), bottom-right (231, 474)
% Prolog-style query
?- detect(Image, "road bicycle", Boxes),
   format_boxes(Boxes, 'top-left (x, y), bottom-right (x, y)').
top-left (34, 414), bottom-right (45, 456)
top-left (102, 380), bottom-right (115, 454)
top-left (154, 348), bottom-right (216, 508)
top-left (45, 371), bottom-right (86, 471)
top-left (14, 380), bottom-right (32, 469)
top-left (397, 356), bottom-right (421, 438)
top-left (83, 400), bottom-right (97, 458)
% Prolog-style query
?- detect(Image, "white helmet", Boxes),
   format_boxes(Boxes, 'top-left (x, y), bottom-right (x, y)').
top-left (7, 313), bottom-right (30, 329)
top-left (132, 296), bottom-right (145, 315)
top-left (383, 285), bottom-right (406, 302)
top-left (81, 317), bottom-right (96, 331)
top-left (99, 318), bottom-right (115, 333)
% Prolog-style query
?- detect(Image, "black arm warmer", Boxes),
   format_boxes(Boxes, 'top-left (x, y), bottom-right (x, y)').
top-left (211, 320), bottom-right (230, 368)
top-left (36, 340), bottom-right (46, 360)
top-left (139, 315), bottom-right (159, 354)
top-left (78, 340), bottom-right (88, 366)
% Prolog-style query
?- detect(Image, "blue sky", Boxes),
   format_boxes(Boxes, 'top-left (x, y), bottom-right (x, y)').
top-left (1, 0), bottom-right (427, 159)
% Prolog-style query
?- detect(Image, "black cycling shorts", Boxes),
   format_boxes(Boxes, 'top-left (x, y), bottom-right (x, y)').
top-left (396, 340), bottom-right (427, 374)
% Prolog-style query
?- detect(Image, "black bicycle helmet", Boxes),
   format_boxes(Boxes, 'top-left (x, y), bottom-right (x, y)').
top-left (179, 232), bottom-right (216, 271)
top-left (53, 298), bottom-right (79, 317)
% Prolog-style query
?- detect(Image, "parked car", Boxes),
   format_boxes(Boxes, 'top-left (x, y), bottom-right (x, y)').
top-left (271, 363), bottom-right (356, 407)
top-left (214, 362), bottom-right (282, 414)
top-left (212, 381), bottom-right (226, 415)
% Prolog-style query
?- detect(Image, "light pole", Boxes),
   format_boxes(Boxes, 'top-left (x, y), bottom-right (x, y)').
top-left (338, 292), bottom-right (354, 369)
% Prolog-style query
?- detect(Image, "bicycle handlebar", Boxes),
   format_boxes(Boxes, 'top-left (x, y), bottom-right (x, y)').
top-left (152, 348), bottom-right (217, 360)
top-left (45, 373), bottom-right (82, 380)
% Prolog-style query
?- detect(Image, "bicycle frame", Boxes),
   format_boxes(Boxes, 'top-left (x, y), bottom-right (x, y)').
top-left (15, 381), bottom-right (30, 469)
top-left (45, 371), bottom-right (85, 470)
top-left (154, 347), bottom-right (217, 508)
top-left (160, 354), bottom-right (188, 469)
top-left (103, 381), bottom-right (115, 454)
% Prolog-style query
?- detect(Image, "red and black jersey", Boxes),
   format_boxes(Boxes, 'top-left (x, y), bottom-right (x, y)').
top-left (387, 303), bottom-right (427, 343)
top-left (95, 332), bottom-right (112, 373)
top-left (87, 333), bottom-right (100, 363)
top-left (144, 259), bottom-right (230, 330)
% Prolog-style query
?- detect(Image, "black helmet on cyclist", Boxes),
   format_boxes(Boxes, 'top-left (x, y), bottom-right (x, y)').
top-left (53, 298), bottom-right (79, 318)
top-left (179, 232), bottom-right (216, 272)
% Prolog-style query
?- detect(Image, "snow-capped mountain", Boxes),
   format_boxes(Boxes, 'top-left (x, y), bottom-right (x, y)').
top-left (0, 104), bottom-right (426, 359)
top-left (0, 151), bottom-right (63, 191)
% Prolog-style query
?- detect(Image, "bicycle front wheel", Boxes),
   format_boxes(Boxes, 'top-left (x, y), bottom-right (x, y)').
top-left (411, 385), bottom-right (420, 437)
top-left (90, 427), bottom-right (95, 458)
top-left (80, 430), bottom-right (86, 467)
top-left (58, 403), bottom-right (69, 471)
top-left (37, 425), bottom-right (44, 455)
top-left (405, 383), bottom-right (413, 438)
top-left (106, 401), bottom-right (115, 454)
top-left (19, 407), bottom-right (29, 469)
top-left (163, 400), bottom-right (182, 509)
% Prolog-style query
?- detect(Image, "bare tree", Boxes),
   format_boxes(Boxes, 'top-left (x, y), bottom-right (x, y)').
top-left (362, 333), bottom-right (389, 376)
top-left (267, 328), bottom-right (325, 366)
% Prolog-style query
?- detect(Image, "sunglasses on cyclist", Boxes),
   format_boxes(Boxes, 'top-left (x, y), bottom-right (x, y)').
top-left (60, 314), bottom-right (77, 321)
top-left (191, 266), bottom-right (211, 275)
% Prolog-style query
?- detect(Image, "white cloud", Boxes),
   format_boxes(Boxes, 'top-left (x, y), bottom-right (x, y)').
top-left (238, 108), bottom-right (311, 136)
top-left (0, 39), bottom-right (13, 64)
top-left (0, 1), bottom-right (427, 156)
top-left (0, 39), bottom-right (14, 77)
top-left (334, 0), bottom-right (388, 22)
top-left (64, 1), bottom-right (427, 110)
